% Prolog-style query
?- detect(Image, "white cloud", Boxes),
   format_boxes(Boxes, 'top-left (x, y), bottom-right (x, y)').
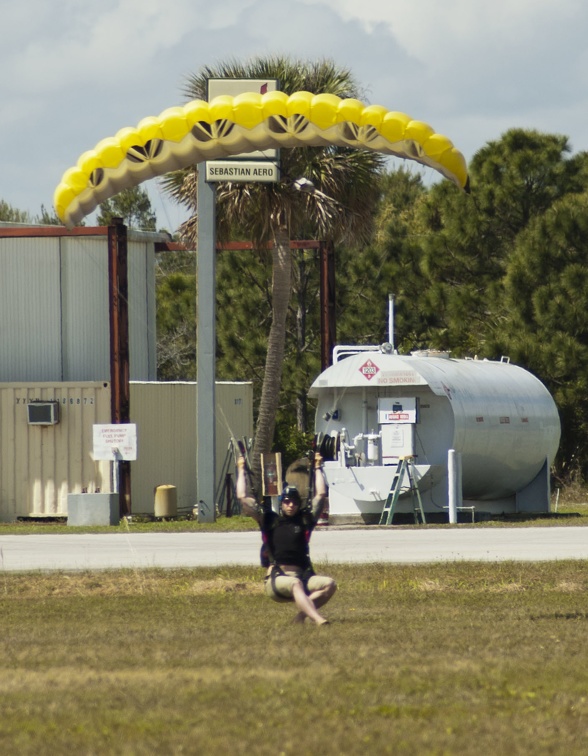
top-left (301, 0), bottom-right (585, 53)
top-left (1, 0), bottom-right (588, 222)
top-left (298, 0), bottom-right (588, 154)
top-left (8, 1), bottom-right (203, 94)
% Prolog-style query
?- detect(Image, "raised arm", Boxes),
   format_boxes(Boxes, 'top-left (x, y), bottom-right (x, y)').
top-left (311, 453), bottom-right (327, 520)
top-left (236, 456), bottom-right (261, 524)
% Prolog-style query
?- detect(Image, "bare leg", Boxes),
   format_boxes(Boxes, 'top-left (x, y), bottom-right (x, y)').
top-left (309, 580), bottom-right (337, 609)
top-left (291, 581), bottom-right (330, 625)
top-left (292, 580), bottom-right (336, 624)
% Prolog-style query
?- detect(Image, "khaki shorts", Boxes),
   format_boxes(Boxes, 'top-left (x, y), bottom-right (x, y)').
top-left (264, 569), bottom-right (335, 603)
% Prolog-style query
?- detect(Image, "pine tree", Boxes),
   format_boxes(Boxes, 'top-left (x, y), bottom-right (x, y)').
top-left (497, 192), bottom-right (588, 480)
top-left (97, 186), bottom-right (156, 230)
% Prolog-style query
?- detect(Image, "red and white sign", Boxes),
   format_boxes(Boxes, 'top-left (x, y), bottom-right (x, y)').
top-left (378, 397), bottom-right (418, 424)
top-left (383, 412), bottom-right (410, 422)
top-left (93, 424), bottom-right (137, 461)
top-left (359, 359), bottom-right (380, 381)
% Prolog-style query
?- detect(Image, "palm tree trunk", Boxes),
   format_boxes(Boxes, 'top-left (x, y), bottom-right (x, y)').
top-left (295, 253), bottom-right (308, 432)
top-left (251, 226), bottom-right (292, 491)
top-left (296, 392), bottom-right (307, 432)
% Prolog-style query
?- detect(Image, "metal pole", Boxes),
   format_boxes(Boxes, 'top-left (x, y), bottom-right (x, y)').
top-left (388, 293), bottom-right (395, 351)
top-left (197, 167), bottom-right (217, 522)
top-left (448, 449), bottom-right (462, 524)
top-left (320, 240), bottom-right (336, 370)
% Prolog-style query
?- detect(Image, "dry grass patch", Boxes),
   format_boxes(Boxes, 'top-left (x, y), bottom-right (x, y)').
top-left (555, 580), bottom-right (585, 593)
top-left (0, 568), bottom-right (263, 598)
top-left (1, 562), bottom-right (588, 754)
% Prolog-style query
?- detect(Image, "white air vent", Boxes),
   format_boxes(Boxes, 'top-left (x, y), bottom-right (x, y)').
top-left (27, 402), bottom-right (60, 426)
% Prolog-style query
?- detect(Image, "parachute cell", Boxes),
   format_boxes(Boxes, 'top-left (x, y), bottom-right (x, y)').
top-left (335, 98), bottom-right (364, 125)
top-left (309, 93), bottom-right (341, 130)
top-left (405, 121), bottom-right (435, 143)
top-left (360, 104), bottom-right (388, 129)
top-left (159, 107), bottom-right (190, 142)
top-left (287, 91), bottom-right (314, 118)
top-left (380, 112), bottom-right (412, 143)
top-left (53, 91), bottom-right (469, 227)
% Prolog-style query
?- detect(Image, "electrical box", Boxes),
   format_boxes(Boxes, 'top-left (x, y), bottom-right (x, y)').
top-left (27, 401), bottom-right (60, 426)
top-left (380, 424), bottom-right (415, 465)
top-left (378, 397), bottom-right (418, 424)
top-left (378, 397), bottom-right (417, 465)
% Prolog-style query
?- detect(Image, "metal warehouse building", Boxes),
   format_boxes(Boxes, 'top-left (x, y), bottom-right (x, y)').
top-left (0, 224), bottom-right (252, 521)
top-left (0, 224), bottom-right (157, 383)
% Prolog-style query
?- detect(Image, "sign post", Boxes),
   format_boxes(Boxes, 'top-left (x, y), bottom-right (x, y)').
top-left (196, 168), bottom-right (217, 522)
top-left (196, 78), bottom-right (280, 523)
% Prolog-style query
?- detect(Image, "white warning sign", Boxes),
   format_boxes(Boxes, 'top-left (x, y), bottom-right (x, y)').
top-left (93, 424), bottom-right (137, 461)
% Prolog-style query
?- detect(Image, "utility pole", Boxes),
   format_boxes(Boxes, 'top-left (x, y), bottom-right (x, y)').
top-left (108, 218), bottom-right (131, 516)
top-left (320, 240), bottom-right (336, 370)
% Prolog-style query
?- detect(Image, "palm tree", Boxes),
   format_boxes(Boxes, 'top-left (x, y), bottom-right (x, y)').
top-left (163, 56), bottom-right (385, 491)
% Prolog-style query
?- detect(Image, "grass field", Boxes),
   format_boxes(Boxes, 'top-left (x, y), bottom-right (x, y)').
top-left (1, 561), bottom-right (588, 754)
top-left (0, 496), bottom-right (587, 536)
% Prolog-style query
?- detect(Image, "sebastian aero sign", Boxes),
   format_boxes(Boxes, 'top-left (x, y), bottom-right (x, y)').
top-left (206, 77), bottom-right (280, 183)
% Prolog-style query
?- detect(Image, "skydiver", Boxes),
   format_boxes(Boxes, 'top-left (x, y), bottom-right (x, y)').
top-left (236, 452), bottom-right (336, 625)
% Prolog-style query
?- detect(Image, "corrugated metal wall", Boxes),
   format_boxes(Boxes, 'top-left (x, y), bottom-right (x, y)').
top-left (0, 238), bottom-right (63, 380)
top-left (0, 381), bottom-right (253, 521)
top-left (0, 234), bottom-right (156, 382)
top-left (0, 383), bottom-right (112, 521)
top-left (60, 236), bottom-right (109, 381)
top-left (127, 241), bottom-right (157, 380)
top-left (129, 382), bottom-right (253, 514)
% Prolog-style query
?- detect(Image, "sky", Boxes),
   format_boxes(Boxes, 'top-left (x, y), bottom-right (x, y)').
top-left (2, 0), bottom-right (588, 232)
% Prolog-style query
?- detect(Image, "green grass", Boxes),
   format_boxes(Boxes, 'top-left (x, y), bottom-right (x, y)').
top-left (0, 514), bottom-right (260, 535)
top-left (1, 562), bottom-right (588, 754)
top-left (0, 498), bottom-right (587, 535)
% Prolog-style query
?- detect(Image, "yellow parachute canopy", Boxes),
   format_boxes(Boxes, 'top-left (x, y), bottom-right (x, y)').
top-left (54, 91), bottom-right (469, 227)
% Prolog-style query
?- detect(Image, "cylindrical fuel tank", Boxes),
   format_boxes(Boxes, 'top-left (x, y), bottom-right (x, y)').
top-left (309, 350), bottom-right (560, 501)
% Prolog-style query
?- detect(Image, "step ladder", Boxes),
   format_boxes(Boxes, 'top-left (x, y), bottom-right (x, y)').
top-left (379, 456), bottom-right (426, 526)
